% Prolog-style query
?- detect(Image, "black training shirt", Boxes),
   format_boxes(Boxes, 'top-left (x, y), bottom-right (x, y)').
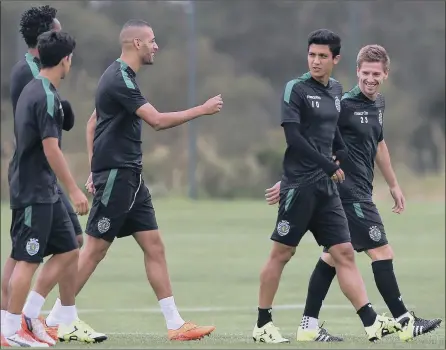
top-left (335, 85), bottom-right (385, 203)
top-left (280, 72), bottom-right (343, 188)
top-left (9, 76), bottom-right (64, 208)
top-left (91, 59), bottom-right (148, 173)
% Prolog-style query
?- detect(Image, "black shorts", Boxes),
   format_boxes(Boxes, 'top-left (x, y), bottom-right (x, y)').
top-left (57, 184), bottom-right (83, 236)
top-left (86, 168), bottom-right (158, 242)
top-left (271, 178), bottom-right (351, 249)
top-left (323, 202), bottom-right (387, 253)
top-left (10, 199), bottom-right (78, 263)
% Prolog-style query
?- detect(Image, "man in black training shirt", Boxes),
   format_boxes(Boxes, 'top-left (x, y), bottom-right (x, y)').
top-left (3, 31), bottom-right (95, 347)
top-left (50, 19), bottom-right (223, 341)
top-left (292, 45), bottom-right (441, 342)
top-left (252, 30), bottom-right (403, 344)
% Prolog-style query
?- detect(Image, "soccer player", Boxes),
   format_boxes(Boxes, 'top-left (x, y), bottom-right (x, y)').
top-left (265, 44), bottom-right (442, 342)
top-left (1, 6), bottom-right (105, 345)
top-left (46, 19), bottom-right (223, 341)
top-left (2, 31), bottom-right (90, 347)
top-left (252, 30), bottom-right (403, 344)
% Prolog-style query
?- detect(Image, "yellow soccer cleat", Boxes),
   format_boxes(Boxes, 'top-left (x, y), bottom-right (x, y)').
top-left (365, 313), bottom-right (403, 342)
top-left (398, 312), bottom-right (442, 342)
top-left (57, 319), bottom-right (107, 343)
top-left (252, 321), bottom-right (289, 344)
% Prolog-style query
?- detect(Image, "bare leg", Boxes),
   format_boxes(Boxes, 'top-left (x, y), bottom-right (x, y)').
top-left (259, 242), bottom-right (295, 309)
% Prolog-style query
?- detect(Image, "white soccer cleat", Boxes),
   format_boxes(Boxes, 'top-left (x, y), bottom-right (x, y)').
top-left (4, 328), bottom-right (49, 347)
top-left (22, 315), bottom-right (56, 346)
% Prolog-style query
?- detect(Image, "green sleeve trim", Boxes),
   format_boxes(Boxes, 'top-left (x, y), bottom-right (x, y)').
top-left (116, 58), bottom-right (135, 89)
top-left (25, 53), bottom-right (40, 78)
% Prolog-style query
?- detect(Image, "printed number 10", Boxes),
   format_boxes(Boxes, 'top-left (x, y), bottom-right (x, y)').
top-left (311, 101), bottom-right (320, 108)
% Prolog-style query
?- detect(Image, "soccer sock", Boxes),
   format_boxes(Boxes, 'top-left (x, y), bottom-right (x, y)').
top-left (303, 258), bottom-right (336, 320)
top-left (3, 312), bottom-right (22, 337)
top-left (372, 259), bottom-right (408, 319)
top-left (257, 307), bottom-right (272, 328)
top-left (22, 291), bottom-right (46, 319)
top-left (46, 298), bottom-right (78, 326)
top-left (57, 305), bottom-right (78, 326)
top-left (45, 298), bottom-right (63, 327)
top-left (357, 303), bottom-right (378, 327)
top-left (300, 315), bottom-right (319, 330)
top-left (159, 296), bottom-right (185, 330)
top-left (1, 309), bottom-right (6, 328)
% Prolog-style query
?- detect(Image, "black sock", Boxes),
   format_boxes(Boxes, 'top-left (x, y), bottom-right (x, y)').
top-left (357, 303), bottom-right (378, 327)
top-left (303, 258), bottom-right (336, 319)
top-left (372, 259), bottom-right (408, 318)
top-left (257, 307), bottom-right (272, 328)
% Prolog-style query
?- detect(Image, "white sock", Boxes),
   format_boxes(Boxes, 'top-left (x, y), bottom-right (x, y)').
top-left (300, 315), bottom-right (319, 330)
top-left (57, 305), bottom-right (78, 326)
top-left (45, 298), bottom-right (62, 327)
top-left (47, 299), bottom-right (78, 326)
top-left (1, 309), bottom-right (6, 328)
top-left (397, 311), bottom-right (411, 322)
top-left (3, 312), bottom-right (22, 337)
top-left (22, 291), bottom-right (46, 319)
top-left (159, 296), bottom-right (185, 330)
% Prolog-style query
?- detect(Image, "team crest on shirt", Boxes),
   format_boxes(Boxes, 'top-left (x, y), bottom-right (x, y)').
top-left (334, 96), bottom-right (341, 112)
top-left (26, 238), bottom-right (40, 256)
top-left (98, 217), bottom-right (111, 234)
top-left (277, 220), bottom-right (290, 236)
top-left (378, 110), bottom-right (383, 125)
top-left (368, 226), bottom-right (382, 242)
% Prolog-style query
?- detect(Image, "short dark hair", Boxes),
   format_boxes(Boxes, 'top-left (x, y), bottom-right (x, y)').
top-left (308, 29), bottom-right (341, 57)
top-left (19, 5), bottom-right (57, 48)
top-left (122, 19), bottom-right (151, 29)
top-left (37, 31), bottom-right (76, 69)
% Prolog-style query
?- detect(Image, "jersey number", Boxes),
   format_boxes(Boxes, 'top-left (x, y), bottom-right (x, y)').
top-left (311, 101), bottom-right (320, 108)
top-left (360, 116), bottom-right (368, 124)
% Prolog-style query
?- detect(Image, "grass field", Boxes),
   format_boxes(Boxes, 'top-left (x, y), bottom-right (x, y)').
top-left (1, 199), bottom-right (444, 349)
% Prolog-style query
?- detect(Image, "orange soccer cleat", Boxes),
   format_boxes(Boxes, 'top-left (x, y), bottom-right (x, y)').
top-left (168, 322), bottom-right (215, 341)
top-left (38, 316), bottom-right (58, 342)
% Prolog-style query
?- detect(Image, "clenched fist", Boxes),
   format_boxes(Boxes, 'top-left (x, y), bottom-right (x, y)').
top-left (201, 94), bottom-right (223, 115)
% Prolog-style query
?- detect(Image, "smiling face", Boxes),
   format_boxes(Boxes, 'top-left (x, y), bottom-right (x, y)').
top-left (357, 61), bottom-right (388, 98)
top-left (356, 45), bottom-right (390, 99)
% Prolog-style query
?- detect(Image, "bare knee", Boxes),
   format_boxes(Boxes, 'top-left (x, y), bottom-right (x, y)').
top-left (320, 251), bottom-right (335, 267)
top-left (82, 235), bottom-right (110, 263)
top-left (328, 242), bottom-right (355, 266)
top-left (366, 244), bottom-right (394, 261)
top-left (134, 230), bottom-right (166, 260)
top-left (270, 242), bottom-right (296, 265)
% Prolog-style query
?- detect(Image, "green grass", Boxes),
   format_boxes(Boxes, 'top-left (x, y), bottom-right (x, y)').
top-left (1, 199), bottom-right (444, 349)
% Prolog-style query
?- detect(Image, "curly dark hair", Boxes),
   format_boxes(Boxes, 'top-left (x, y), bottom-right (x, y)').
top-left (19, 5), bottom-right (57, 48)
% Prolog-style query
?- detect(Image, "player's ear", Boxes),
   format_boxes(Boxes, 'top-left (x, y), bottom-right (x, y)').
top-left (134, 38), bottom-right (141, 50)
top-left (333, 55), bottom-right (341, 65)
top-left (356, 66), bottom-right (361, 79)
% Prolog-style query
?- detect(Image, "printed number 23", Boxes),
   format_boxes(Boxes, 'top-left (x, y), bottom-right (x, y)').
top-left (311, 101), bottom-right (320, 108)
top-left (360, 116), bottom-right (368, 123)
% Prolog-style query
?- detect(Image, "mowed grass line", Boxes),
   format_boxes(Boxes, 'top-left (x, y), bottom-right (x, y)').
top-left (1, 199), bottom-right (444, 348)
